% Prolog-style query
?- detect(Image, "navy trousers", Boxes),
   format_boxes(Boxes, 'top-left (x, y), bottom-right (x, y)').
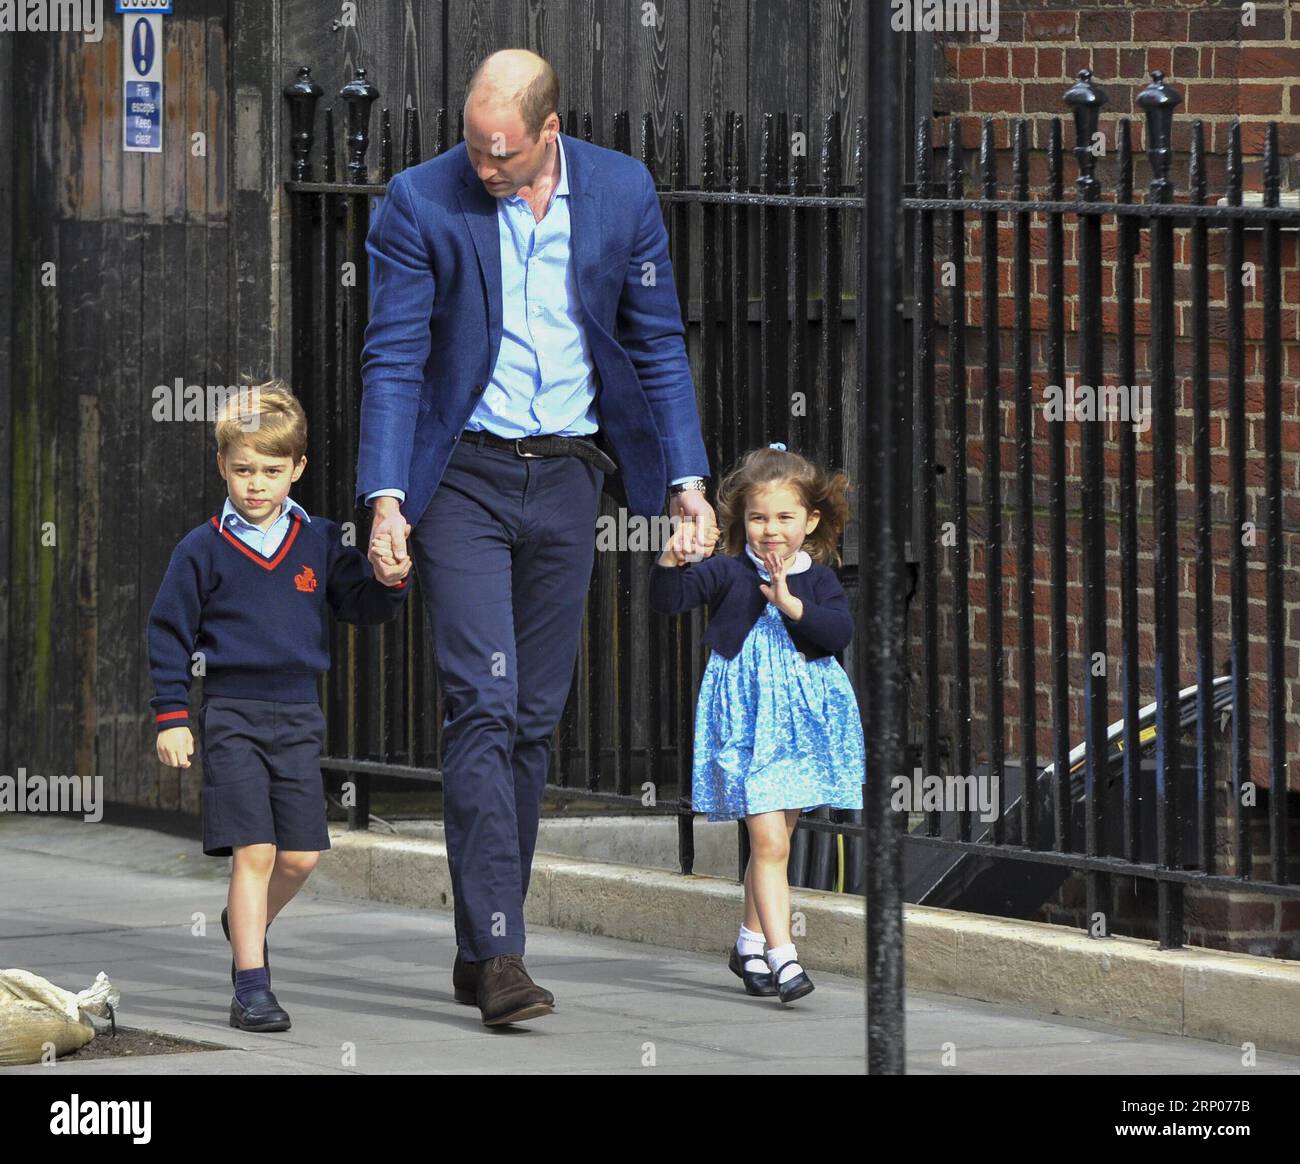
top-left (409, 434), bottom-right (604, 960)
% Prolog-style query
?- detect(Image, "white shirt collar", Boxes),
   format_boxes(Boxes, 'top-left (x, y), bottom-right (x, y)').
top-left (745, 542), bottom-right (812, 577)
top-left (555, 134), bottom-right (569, 198)
top-left (221, 494), bottom-right (310, 530)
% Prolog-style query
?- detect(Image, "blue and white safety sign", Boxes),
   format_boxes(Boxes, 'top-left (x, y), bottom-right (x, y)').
top-left (122, 12), bottom-right (163, 153)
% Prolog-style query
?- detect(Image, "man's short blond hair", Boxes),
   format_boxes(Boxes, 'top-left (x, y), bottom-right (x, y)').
top-left (215, 379), bottom-right (308, 462)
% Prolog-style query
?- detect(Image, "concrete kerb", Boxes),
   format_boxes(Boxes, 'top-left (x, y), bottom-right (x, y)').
top-left (315, 825), bottom-right (1300, 1056)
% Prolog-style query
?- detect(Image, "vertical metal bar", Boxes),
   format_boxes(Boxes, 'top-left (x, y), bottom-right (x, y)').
top-left (434, 108), bottom-right (448, 157)
top-left (731, 115), bottom-right (750, 455)
top-left (402, 106), bottom-right (421, 169)
top-left (789, 113), bottom-right (808, 456)
top-left (379, 107), bottom-right (392, 181)
top-left (1261, 122), bottom-right (1287, 885)
top-left (854, 114), bottom-right (866, 474)
top-left (400, 104), bottom-right (422, 768)
top-left (575, 585), bottom-right (593, 791)
top-left (1190, 119), bottom-right (1215, 874)
top-left (701, 113), bottom-right (722, 478)
top-left (289, 199), bottom-right (315, 510)
top-left (1226, 120), bottom-right (1250, 879)
top-left (1066, 71), bottom-right (1109, 928)
top-left (347, 187), bottom-right (374, 825)
top-left (947, 127), bottom-right (973, 845)
top-left (586, 529), bottom-right (603, 793)
top-left (1046, 118), bottom-right (1071, 853)
top-left (819, 112), bottom-right (843, 470)
top-left (914, 120), bottom-right (939, 838)
top-left (685, 112), bottom-right (719, 869)
top-left (776, 110), bottom-right (791, 446)
top-left (375, 105), bottom-right (396, 767)
top-left (670, 112), bottom-right (690, 336)
top-left (319, 107), bottom-right (355, 821)
top-left (1138, 71), bottom-right (1184, 948)
top-left (721, 113), bottom-right (737, 469)
top-left (862, 0), bottom-right (906, 1075)
top-left (1116, 118), bottom-right (1141, 864)
top-left (759, 113), bottom-right (777, 444)
top-left (1012, 118), bottom-right (1036, 848)
top-left (654, 113), bottom-right (686, 839)
top-left (980, 118), bottom-right (1005, 847)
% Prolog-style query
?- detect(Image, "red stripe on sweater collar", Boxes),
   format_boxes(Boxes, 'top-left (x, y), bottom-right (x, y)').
top-left (209, 511), bottom-right (302, 571)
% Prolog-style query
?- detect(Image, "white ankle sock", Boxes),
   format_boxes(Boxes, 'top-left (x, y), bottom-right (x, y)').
top-left (737, 924), bottom-right (765, 957)
top-left (766, 943), bottom-right (803, 984)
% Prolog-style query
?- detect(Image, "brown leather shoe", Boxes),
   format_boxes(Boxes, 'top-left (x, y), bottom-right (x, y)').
top-left (475, 954), bottom-right (554, 1026)
top-left (454, 949), bottom-right (555, 1008)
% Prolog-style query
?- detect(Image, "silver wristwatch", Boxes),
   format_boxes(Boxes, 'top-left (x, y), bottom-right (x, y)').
top-left (669, 477), bottom-right (707, 495)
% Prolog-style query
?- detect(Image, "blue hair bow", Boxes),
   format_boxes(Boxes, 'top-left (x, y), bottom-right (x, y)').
top-left (768, 442), bottom-right (786, 451)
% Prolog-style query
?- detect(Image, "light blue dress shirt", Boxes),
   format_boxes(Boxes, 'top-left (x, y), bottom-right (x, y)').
top-left (366, 135), bottom-right (695, 506)
top-left (220, 495), bottom-right (310, 558)
top-left (469, 133), bottom-right (597, 440)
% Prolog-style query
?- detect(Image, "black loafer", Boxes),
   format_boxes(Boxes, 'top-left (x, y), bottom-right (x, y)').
top-left (728, 946), bottom-right (777, 996)
top-left (229, 987), bottom-right (291, 1032)
top-left (774, 960), bottom-right (815, 1004)
top-left (221, 906), bottom-right (270, 988)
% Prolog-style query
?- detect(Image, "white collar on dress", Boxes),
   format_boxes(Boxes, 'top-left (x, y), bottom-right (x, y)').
top-left (744, 542), bottom-right (812, 577)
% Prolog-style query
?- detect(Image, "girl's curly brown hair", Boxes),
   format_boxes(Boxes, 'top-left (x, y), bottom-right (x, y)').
top-left (714, 446), bottom-right (852, 567)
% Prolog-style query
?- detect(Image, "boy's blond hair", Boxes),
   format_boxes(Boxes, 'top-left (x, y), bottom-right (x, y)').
top-left (215, 379), bottom-right (308, 463)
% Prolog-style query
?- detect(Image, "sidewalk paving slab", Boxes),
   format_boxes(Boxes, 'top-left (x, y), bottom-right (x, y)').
top-left (3, 817), bottom-right (1300, 1075)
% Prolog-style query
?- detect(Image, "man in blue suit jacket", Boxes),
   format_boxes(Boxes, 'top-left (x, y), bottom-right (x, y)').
top-left (359, 49), bottom-right (716, 1026)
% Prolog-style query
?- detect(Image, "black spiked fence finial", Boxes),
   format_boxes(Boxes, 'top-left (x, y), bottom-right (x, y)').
top-left (340, 67), bottom-right (380, 184)
top-left (283, 65), bottom-right (323, 181)
top-left (1063, 68), bottom-right (1108, 197)
top-left (1137, 70), bottom-right (1183, 195)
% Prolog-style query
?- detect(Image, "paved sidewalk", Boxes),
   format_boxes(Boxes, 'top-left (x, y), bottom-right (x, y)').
top-left (3, 817), bottom-right (1299, 1075)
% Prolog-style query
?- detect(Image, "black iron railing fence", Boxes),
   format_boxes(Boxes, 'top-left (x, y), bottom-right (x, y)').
top-left (907, 68), bottom-right (1300, 948)
top-left (282, 66), bottom-right (871, 892)
top-left (281, 64), bottom-right (1300, 936)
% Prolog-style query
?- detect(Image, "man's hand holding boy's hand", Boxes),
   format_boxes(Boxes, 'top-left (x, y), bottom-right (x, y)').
top-left (369, 497), bottom-right (411, 575)
top-left (157, 726), bottom-right (194, 769)
top-left (370, 533), bottom-right (412, 586)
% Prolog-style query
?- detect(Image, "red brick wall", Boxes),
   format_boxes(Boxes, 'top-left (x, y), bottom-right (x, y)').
top-left (909, 2), bottom-right (1300, 949)
top-left (937, 0), bottom-right (1300, 158)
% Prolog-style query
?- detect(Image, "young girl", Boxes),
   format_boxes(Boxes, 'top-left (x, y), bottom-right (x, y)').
top-left (649, 443), bottom-right (865, 1004)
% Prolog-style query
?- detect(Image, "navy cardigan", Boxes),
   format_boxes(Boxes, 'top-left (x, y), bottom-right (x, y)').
top-left (648, 552), bottom-right (853, 660)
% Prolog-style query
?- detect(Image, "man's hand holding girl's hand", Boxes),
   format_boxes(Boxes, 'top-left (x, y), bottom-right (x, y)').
top-left (759, 551), bottom-right (804, 621)
top-left (156, 726), bottom-right (194, 769)
top-left (657, 515), bottom-right (721, 567)
top-left (667, 489), bottom-right (719, 561)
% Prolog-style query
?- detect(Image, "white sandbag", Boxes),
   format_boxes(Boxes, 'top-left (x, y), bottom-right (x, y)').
top-left (0, 969), bottom-right (120, 1065)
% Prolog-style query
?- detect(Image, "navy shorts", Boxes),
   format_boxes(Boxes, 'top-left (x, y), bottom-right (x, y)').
top-left (197, 695), bottom-right (332, 857)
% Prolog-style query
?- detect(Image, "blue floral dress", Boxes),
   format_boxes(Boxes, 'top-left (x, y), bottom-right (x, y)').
top-left (691, 556), bottom-right (866, 823)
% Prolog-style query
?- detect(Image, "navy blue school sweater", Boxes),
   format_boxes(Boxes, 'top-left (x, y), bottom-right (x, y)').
top-left (147, 510), bottom-right (409, 733)
top-left (647, 552), bottom-right (853, 659)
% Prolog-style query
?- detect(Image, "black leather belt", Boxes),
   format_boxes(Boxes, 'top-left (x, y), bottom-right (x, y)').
top-left (463, 428), bottom-right (618, 475)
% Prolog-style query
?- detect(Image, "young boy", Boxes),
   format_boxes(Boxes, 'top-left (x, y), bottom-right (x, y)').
top-left (148, 380), bottom-right (410, 1033)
